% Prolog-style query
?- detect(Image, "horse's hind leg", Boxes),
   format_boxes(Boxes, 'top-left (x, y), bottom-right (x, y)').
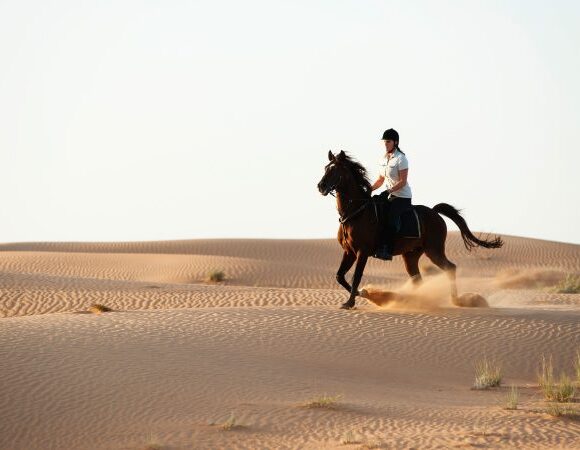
top-left (402, 248), bottom-right (424, 287)
top-left (425, 248), bottom-right (458, 303)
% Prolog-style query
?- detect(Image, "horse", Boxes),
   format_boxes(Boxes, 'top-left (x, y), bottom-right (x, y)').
top-left (317, 150), bottom-right (503, 310)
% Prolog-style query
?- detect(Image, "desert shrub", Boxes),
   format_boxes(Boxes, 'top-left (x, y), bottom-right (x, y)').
top-left (538, 355), bottom-right (576, 402)
top-left (88, 304), bottom-right (113, 314)
top-left (553, 375), bottom-right (575, 402)
top-left (575, 349), bottom-right (580, 384)
top-left (538, 355), bottom-right (555, 399)
top-left (220, 412), bottom-right (238, 430)
top-left (504, 385), bottom-right (519, 410)
top-left (142, 433), bottom-right (163, 450)
top-left (302, 394), bottom-right (342, 409)
top-left (341, 430), bottom-right (361, 445)
top-left (544, 403), bottom-right (579, 418)
top-left (207, 270), bottom-right (225, 282)
top-left (473, 356), bottom-right (502, 389)
top-left (551, 274), bottom-right (580, 294)
top-left (209, 411), bottom-right (243, 431)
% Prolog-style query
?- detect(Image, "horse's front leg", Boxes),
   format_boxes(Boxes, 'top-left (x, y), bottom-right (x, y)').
top-left (336, 250), bottom-right (356, 293)
top-left (341, 251), bottom-right (368, 310)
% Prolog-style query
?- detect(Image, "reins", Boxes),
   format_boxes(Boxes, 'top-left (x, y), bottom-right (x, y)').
top-left (339, 200), bottom-right (369, 225)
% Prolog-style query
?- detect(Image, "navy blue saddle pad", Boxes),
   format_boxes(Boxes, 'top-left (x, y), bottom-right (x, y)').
top-left (398, 208), bottom-right (421, 238)
top-left (372, 197), bottom-right (421, 239)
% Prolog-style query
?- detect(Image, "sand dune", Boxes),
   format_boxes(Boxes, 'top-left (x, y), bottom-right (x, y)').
top-left (0, 234), bottom-right (579, 449)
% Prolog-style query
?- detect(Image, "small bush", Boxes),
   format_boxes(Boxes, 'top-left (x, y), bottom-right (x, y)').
top-left (220, 412), bottom-right (237, 430)
top-left (544, 402), bottom-right (578, 418)
top-left (553, 375), bottom-right (575, 402)
top-left (341, 430), bottom-right (361, 445)
top-left (538, 355), bottom-right (576, 402)
top-left (473, 356), bottom-right (502, 389)
top-left (551, 274), bottom-right (580, 293)
top-left (302, 394), bottom-right (342, 409)
top-left (538, 355), bottom-right (555, 399)
top-left (504, 385), bottom-right (519, 410)
top-left (575, 349), bottom-right (580, 384)
top-left (142, 433), bottom-right (163, 450)
top-left (207, 270), bottom-right (225, 283)
top-left (88, 304), bottom-right (113, 314)
top-left (209, 412), bottom-right (243, 431)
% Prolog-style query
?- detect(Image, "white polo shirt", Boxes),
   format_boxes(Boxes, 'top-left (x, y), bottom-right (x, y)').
top-left (379, 149), bottom-right (412, 198)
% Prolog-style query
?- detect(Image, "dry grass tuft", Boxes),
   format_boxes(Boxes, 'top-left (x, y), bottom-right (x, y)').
top-left (88, 304), bottom-right (113, 314)
top-left (142, 433), bottom-right (163, 450)
top-left (340, 430), bottom-right (361, 445)
top-left (538, 355), bottom-right (576, 402)
top-left (574, 349), bottom-right (580, 384)
top-left (207, 270), bottom-right (225, 283)
top-left (544, 402), bottom-right (580, 418)
top-left (220, 412), bottom-right (237, 430)
top-left (553, 375), bottom-right (575, 402)
top-left (473, 356), bottom-right (502, 389)
top-left (504, 385), bottom-right (519, 410)
top-left (209, 412), bottom-right (243, 431)
top-left (302, 394), bottom-right (342, 409)
top-left (538, 355), bottom-right (555, 399)
top-left (550, 274), bottom-right (580, 294)
top-left (142, 445), bottom-right (162, 450)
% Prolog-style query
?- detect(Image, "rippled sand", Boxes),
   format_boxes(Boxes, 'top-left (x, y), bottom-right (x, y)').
top-left (0, 234), bottom-right (579, 449)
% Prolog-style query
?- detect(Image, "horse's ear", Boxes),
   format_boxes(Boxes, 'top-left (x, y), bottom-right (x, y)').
top-left (337, 150), bottom-right (346, 160)
top-left (328, 150), bottom-right (335, 161)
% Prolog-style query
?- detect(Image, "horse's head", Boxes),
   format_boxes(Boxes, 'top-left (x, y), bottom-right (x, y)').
top-left (317, 150), bottom-right (349, 196)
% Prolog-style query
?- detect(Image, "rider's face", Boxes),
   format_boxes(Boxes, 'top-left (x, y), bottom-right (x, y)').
top-left (383, 139), bottom-right (396, 153)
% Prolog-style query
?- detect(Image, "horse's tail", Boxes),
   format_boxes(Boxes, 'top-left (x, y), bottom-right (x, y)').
top-left (433, 203), bottom-right (503, 251)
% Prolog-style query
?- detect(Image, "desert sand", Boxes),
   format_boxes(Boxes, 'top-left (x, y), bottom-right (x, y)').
top-left (0, 233), bottom-right (579, 449)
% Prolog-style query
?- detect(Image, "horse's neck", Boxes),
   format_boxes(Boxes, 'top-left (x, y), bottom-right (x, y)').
top-left (336, 186), bottom-right (369, 216)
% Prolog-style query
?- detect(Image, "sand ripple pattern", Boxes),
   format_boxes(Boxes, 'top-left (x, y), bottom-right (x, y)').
top-left (1, 308), bottom-right (579, 449)
top-left (1, 237), bottom-right (579, 449)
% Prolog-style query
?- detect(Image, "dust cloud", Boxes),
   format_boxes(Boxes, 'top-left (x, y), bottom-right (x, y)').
top-left (360, 273), bottom-right (489, 311)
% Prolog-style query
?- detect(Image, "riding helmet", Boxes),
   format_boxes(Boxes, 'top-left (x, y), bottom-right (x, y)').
top-left (382, 128), bottom-right (399, 142)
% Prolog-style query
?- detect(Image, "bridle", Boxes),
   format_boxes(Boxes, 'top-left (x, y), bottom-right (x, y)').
top-left (338, 197), bottom-right (374, 225)
top-left (323, 165), bottom-right (378, 227)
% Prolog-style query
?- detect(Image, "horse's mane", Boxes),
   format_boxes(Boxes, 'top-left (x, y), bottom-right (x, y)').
top-left (341, 153), bottom-right (372, 195)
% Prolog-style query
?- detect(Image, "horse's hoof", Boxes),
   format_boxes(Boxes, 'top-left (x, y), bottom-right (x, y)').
top-left (340, 302), bottom-right (355, 310)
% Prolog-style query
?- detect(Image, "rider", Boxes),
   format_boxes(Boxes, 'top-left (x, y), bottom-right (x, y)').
top-left (370, 128), bottom-right (412, 260)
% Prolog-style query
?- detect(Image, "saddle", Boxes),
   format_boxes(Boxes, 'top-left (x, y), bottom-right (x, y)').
top-left (372, 196), bottom-right (421, 239)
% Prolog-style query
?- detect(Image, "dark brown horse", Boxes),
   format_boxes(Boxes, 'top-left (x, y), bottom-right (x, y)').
top-left (317, 150), bottom-right (503, 309)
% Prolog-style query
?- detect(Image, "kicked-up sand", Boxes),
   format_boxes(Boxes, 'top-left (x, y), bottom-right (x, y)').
top-left (0, 233), bottom-right (579, 449)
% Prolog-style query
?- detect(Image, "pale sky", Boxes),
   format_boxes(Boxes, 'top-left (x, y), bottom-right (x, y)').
top-left (1, 0), bottom-right (579, 244)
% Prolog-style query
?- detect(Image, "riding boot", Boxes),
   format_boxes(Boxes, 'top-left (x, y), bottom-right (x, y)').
top-left (373, 244), bottom-right (392, 260)
top-left (374, 232), bottom-right (394, 260)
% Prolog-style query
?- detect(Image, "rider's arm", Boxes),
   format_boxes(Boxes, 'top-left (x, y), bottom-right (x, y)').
top-left (371, 176), bottom-right (385, 191)
top-left (388, 169), bottom-right (408, 193)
